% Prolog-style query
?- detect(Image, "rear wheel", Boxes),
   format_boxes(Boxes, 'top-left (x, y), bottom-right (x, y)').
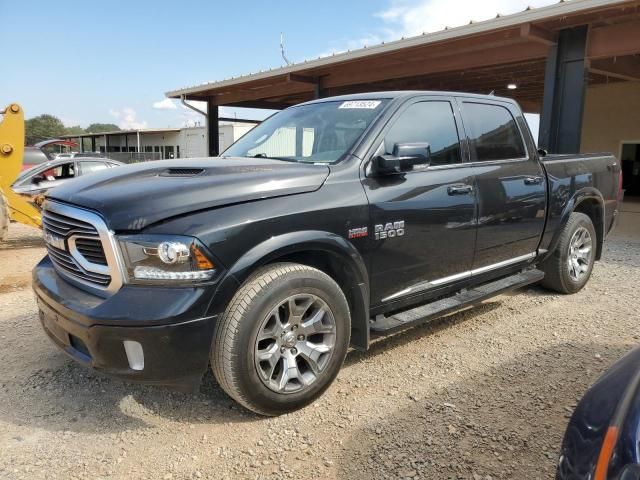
top-left (540, 212), bottom-right (596, 294)
top-left (211, 263), bottom-right (350, 416)
top-left (0, 191), bottom-right (8, 241)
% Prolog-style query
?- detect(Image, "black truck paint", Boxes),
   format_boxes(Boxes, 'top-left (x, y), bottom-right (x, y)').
top-left (33, 91), bottom-right (621, 411)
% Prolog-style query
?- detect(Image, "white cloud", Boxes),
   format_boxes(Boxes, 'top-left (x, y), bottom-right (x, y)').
top-left (152, 98), bottom-right (177, 110)
top-left (322, 0), bottom-right (558, 55)
top-left (109, 107), bottom-right (148, 130)
top-left (376, 0), bottom-right (557, 37)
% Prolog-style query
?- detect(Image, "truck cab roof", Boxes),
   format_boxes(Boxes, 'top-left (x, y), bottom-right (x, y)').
top-left (299, 90), bottom-right (518, 107)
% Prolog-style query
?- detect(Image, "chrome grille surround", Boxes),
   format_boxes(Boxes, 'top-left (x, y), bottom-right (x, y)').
top-left (42, 200), bottom-right (124, 296)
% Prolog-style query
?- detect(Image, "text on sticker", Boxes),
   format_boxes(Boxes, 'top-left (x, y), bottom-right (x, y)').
top-left (339, 101), bottom-right (381, 109)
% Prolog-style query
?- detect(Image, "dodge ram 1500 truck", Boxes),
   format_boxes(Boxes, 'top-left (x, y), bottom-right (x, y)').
top-left (33, 91), bottom-right (622, 415)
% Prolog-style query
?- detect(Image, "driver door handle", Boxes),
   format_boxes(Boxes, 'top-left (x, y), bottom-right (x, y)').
top-left (447, 184), bottom-right (473, 195)
top-left (524, 176), bottom-right (544, 185)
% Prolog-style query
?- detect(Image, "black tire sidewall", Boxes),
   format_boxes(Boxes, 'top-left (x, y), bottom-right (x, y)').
top-left (232, 270), bottom-right (350, 415)
top-left (557, 214), bottom-right (597, 293)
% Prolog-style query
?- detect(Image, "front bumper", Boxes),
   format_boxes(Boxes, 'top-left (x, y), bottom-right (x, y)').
top-left (33, 256), bottom-right (217, 389)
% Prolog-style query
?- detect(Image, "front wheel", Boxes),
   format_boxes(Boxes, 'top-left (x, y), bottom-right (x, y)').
top-left (211, 263), bottom-right (351, 416)
top-left (540, 212), bottom-right (597, 294)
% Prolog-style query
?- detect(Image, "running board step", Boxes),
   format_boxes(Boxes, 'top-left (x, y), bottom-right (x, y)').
top-left (370, 269), bottom-right (544, 335)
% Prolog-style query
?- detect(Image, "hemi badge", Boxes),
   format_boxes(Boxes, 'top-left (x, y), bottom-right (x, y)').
top-left (348, 227), bottom-right (368, 239)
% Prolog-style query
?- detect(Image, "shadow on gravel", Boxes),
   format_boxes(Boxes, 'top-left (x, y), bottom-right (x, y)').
top-left (0, 285), bottom-right (586, 437)
top-left (336, 340), bottom-right (633, 480)
top-left (0, 348), bottom-right (259, 435)
top-left (0, 290), bottom-right (544, 434)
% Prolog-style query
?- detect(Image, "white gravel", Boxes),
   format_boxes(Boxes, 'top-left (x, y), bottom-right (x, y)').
top-left (0, 222), bottom-right (638, 480)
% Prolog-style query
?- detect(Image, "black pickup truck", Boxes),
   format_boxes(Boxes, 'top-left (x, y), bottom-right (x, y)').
top-left (33, 91), bottom-right (622, 415)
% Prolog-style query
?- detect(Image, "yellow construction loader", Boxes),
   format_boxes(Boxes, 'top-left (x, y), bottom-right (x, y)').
top-left (0, 103), bottom-right (42, 240)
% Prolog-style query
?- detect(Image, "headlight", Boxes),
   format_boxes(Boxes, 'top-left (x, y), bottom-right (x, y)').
top-left (117, 234), bottom-right (217, 283)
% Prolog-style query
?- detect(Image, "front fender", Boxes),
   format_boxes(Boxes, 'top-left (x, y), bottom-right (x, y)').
top-left (228, 230), bottom-right (368, 286)
top-left (206, 230), bottom-right (371, 350)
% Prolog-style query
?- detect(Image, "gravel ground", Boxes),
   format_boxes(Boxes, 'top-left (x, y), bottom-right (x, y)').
top-left (0, 219), bottom-right (639, 480)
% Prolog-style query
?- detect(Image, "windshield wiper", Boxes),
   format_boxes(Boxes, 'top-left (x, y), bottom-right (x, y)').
top-left (249, 153), bottom-right (298, 163)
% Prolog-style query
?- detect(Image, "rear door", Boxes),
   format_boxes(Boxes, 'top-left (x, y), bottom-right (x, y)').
top-left (362, 96), bottom-right (477, 306)
top-left (457, 99), bottom-right (546, 270)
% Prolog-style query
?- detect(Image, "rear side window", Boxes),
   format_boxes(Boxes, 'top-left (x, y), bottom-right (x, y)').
top-left (78, 161), bottom-right (109, 175)
top-left (462, 102), bottom-right (526, 162)
top-left (383, 101), bottom-right (461, 167)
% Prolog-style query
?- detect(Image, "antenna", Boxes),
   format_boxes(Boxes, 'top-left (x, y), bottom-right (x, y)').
top-left (280, 32), bottom-right (291, 65)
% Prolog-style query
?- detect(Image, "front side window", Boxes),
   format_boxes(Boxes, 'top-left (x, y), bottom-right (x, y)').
top-left (383, 101), bottom-right (461, 167)
top-left (223, 100), bottom-right (388, 164)
top-left (462, 102), bottom-right (526, 162)
top-left (36, 162), bottom-right (75, 183)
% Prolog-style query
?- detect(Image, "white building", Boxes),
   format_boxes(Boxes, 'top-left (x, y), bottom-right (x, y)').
top-left (62, 122), bottom-right (257, 161)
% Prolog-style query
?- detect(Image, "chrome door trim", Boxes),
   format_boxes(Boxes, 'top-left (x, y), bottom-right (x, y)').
top-left (381, 252), bottom-right (536, 302)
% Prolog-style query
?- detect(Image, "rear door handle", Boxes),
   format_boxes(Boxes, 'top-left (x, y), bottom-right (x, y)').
top-left (524, 176), bottom-right (544, 185)
top-left (447, 184), bottom-right (473, 195)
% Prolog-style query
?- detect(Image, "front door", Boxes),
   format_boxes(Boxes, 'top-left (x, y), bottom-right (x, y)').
top-left (362, 97), bottom-right (477, 306)
top-left (457, 99), bottom-right (547, 269)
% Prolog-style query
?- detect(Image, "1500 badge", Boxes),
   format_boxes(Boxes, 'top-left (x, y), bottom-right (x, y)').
top-left (375, 221), bottom-right (405, 240)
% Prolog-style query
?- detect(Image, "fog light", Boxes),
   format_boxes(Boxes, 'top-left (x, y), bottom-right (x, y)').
top-left (123, 340), bottom-right (144, 371)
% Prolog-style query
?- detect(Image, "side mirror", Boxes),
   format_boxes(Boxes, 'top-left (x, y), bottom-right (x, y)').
top-left (537, 148), bottom-right (548, 157)
top-left (372, 142), bottom-right (431, 175)
top-left (31, 175), bottom-right (45, 185)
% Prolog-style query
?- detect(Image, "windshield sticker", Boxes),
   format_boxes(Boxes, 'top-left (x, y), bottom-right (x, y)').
top-left (339, 100), bottom-right (381, 109)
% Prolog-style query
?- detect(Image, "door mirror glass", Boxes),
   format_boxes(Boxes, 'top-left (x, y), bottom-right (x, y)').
top-left (373, 142), bottom-right (431, 175)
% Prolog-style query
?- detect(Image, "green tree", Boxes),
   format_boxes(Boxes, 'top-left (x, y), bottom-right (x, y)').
top-left (85, 123), bottom-right (120, 133)
top-left (25, 114), bottom-right (66, 145)
top-left (64, 125), bottom-right (85, 135)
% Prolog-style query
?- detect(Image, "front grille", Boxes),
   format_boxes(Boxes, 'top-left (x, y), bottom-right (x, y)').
top-left (42, 204), bottom-right (113, 289)
top-left (42, 209), bottom-right (98, 237)
top-left (46, 244), bottom-right (111, 286)
top-left (74, 238), bottom-right (108, 266)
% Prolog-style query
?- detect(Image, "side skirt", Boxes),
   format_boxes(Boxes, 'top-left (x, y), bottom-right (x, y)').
top-left (369, 268), bottom-right (544, 336)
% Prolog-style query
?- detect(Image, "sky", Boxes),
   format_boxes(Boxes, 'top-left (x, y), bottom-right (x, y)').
top-left (0, 0), bottom-right (555, 132)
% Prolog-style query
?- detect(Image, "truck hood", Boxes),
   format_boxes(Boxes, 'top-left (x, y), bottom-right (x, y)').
top-left (47, 157), bottom-right (330, 230)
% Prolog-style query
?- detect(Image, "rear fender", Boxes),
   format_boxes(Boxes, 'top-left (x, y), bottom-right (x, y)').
top-left (208, 231), bottom-right (371, 350)
top-left (546, 187), bottom-right (605, 260)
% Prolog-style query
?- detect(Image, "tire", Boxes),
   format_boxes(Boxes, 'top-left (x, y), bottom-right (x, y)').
top-left (211, 262), bottom-right (351, 416)
top-left (0, 191), bottom-right (8, 241)
top-left (540, 212), bottom-right (597, 294)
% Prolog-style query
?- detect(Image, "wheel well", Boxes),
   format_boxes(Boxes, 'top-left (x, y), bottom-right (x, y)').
top-left (264, 250), bottom-right (369, 350)
top-left (574, 198), bottom-right (604, 260)
top-left (266, 251), bottom-right (356, 310)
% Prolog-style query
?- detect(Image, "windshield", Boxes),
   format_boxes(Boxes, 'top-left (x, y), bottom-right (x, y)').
top-left (223, 99), bottom-right (388, 163)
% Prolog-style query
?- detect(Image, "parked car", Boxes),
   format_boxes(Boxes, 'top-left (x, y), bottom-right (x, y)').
top-left (557, 347), bottom-right (640, 480)
top-left (13, 157), bottom-right (122, 197)
top-left (33, 91), bottom-right (622, 415)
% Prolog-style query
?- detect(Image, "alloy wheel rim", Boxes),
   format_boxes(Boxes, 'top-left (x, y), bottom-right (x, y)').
top-left (254, 294), bottom-right (336, 394)
top-left (567, 226), bottom-right (592, 282)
